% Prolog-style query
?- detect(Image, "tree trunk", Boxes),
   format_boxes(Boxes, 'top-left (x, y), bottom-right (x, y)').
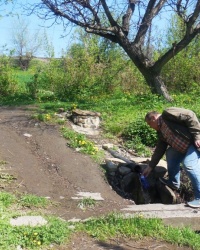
top-left (122, 45), bottom-right (173, 102)
top-left (144, 72), bottom-right (173, 102)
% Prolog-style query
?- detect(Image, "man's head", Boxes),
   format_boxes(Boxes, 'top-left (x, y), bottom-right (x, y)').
top-left (145, 111), bottom-right (161, 131)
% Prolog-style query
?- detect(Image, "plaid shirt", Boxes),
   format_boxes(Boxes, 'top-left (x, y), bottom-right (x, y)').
top-left (159, 117), bottom-right (190, 153)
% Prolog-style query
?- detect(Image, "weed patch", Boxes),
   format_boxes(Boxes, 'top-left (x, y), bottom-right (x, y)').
top-left (0, 173), bottom-right (16, 188)
top-left (77, 198), bottom-right (96, 210)
top-left (19, 194), bottom-right (50, 208)
top-left (61, 126), bottom-right (104, 162)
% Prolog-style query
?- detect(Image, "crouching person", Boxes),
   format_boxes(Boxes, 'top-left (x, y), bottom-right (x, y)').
top-left (143, 107), bottom-right (200, 208)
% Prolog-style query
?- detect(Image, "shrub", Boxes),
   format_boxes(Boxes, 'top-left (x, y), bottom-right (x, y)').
top-left (26, 71), bottom-right (40, 98)
top-left (122, 118), bottom-right (158, 147)
top-left (0, 56), bottom-right (18, 96)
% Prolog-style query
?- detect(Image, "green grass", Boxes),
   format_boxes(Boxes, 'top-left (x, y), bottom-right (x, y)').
top-left (19, 194), bottom-right (50, 208)
top-left (0, 191), bottom-right (71, 249)
top-left (0, 93), bottom-right (36, 106)
top-left (31, 91), bottom-right (200, 157)
top-left (77, 213), bottom-right (200, 249)
top-left (2, 88), bottom-right (199, 156)
top-left (0, 191), bottom-right (16, 208)
top-left (0, 215), bottom-right (72, 249)
top-left (15, 70), bottom-right (34, 89)
top-left (61, 126), bottom-right (104, 162)
top-left (0, 192), bottom-right (199, 249)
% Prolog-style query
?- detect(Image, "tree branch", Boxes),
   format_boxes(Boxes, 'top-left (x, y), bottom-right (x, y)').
top-left (100, 0), bottom-right (117, 27)
top-left (153, 26), bottom-right (200, 73)
top-left (134, 0), bottom-right (166, 46)
top-left (122, 0), bottom-right (136, 36)
top-left (176, 0), bottom-right (188, 19)
top-left (186, 0), bottom-right (200, 34)
top-left (85, 27), bottom-right (118, 43)
top-left (42, 0), bottom-right (101, 27)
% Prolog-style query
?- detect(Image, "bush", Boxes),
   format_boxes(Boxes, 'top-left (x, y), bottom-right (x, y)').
top-left (122, 118), bottom-right (158, 147)
top-left (0, 56), bottom-right (18, 96)
top-left (26, 72), bottom-right (40, 98)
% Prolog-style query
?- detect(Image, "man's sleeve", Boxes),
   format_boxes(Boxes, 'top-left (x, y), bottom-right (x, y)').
top-left (149, 139), bottom-right (168, 169)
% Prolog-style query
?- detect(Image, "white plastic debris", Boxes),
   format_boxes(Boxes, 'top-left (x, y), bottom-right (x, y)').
top-left (23, 133), bottom-right (32, 138)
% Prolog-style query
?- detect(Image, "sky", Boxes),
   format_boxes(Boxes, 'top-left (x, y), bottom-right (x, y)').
top-left (0, 0), bottom-right (170, 58)
top-left (0, 1), bottom-right (74, 58)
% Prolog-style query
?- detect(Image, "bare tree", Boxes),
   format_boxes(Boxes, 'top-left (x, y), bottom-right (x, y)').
top-left (27, 0), bottom-right (200, 101)
top-left (11, 18), bottom-right (43, 70)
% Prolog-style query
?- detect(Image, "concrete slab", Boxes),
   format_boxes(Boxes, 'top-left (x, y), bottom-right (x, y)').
top-left (121, 203), bottom-right (200, 230)
top-left (121, 203), bottom-right (200, 217)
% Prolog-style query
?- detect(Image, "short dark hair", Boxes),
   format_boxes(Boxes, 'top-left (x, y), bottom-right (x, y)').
top-left (145, 111), bottom-right (160, 121)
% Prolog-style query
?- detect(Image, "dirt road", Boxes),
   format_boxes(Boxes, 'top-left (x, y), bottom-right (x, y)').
top-left (0, 106), bottom-right (130, 219)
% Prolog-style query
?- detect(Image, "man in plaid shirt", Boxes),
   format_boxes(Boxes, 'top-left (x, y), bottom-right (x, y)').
top-left (143, 107), bottom-right (200, 208)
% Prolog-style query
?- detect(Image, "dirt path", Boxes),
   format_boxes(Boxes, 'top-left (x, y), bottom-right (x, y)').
top-left (0, 106), bottom-right (130, 220)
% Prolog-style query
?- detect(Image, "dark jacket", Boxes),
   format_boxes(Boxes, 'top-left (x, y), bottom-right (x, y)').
top-left (149, 107), bottom-right (200, 169)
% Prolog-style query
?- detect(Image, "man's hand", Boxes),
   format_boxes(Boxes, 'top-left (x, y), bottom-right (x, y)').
top-left (142, 166), bottom-right (152, 177)
top-left (195, 140), bottom-right (200, 148)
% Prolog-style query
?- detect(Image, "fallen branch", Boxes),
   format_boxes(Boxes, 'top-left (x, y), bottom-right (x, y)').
top-left (103, 145), bottom-right (136, 170)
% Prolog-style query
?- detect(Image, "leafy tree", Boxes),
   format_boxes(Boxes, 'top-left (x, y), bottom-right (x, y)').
top-left (162, 14), bottom-right (200, 93)
top-left (26, 0), bottom-right (200, 101)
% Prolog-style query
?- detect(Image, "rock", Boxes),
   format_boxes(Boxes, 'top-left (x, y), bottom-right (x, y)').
top-left (105, 160), bottom-right (118, 172)
top-left (102, 143), bottom-right (114, 150)
top-left (71, 109), bottom-right (101, 129)
top-left (72, 109), bottom-right (101, 117)
top-left (58, 108), bottom-right (65, 113)
top-left (156, 181), bottom-right (177, 204)
top-left (121, 172), bottom-right (147, 204)
top-left (23, 133), bottom-right (32, 138)
top-left (70, 123), bottom-right (100, 135)
top-left (103, 148), bottom-right (182, 205)
top-left (118, 166), bottom-right (132, 176)
top-left (10, 216), bottom-right (47, 227)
